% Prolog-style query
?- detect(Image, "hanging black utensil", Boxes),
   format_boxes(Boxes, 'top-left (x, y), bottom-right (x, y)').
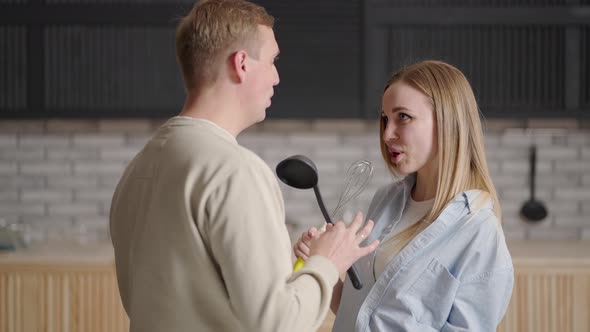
top-left (520, 145), bottom-right (548, 222)
top-left (276, 155), bottom-right (363, 290)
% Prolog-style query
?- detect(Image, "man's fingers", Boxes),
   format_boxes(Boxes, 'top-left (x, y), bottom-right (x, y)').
top-left (348, 211), bottom-right (364, 233)
top-left (359, 239), bottom-right (380, 257)
top-left (355, 219), bottom-right (374, 244)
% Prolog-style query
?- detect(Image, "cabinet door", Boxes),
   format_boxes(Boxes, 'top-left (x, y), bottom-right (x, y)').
top-left (498, 266), bottom-right (590, 332)
top-left (0, 265), bottom-right (129, 332)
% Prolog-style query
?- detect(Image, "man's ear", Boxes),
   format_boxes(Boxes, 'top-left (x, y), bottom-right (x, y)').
top-left (230, 50), bottom-right (248, 83)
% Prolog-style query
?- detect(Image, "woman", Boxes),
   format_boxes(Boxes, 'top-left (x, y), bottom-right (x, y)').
top-left (295, 60), bottom-right (513, 331)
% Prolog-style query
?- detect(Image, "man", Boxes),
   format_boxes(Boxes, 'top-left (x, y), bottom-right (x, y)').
top-left (109, 1), bottom-right (379, 331)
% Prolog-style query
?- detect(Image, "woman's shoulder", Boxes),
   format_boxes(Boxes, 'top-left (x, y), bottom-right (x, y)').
top-left (446, 193), bottom-right (512, 274)
top-left (446, 192), bottom-right (502, 240)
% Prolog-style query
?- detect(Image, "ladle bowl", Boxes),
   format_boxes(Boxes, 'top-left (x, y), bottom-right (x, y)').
top-left (276, 155), bottom-right (318, 189)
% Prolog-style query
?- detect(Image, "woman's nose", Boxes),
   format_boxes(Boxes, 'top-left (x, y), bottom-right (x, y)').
top-left (383, 124), bottom-right (398, 142)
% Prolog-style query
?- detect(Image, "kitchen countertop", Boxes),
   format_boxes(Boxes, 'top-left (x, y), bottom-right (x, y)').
top-left (507, 240), bottom-right (590, 267)
top-left (0, 241), bottom-right (115, 266)
top-left (0, 240), bottom-right (588, 266)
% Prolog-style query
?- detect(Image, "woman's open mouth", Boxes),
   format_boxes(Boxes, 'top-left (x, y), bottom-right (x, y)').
top-left (390, 151), bottom-right (403, 164)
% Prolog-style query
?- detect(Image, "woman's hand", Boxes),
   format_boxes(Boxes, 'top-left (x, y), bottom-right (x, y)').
top-left (293, 225), bottom-right (324, 261)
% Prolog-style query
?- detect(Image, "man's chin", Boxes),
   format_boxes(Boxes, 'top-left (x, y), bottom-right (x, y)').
top-left (254, 109), bottom-right (267, 124)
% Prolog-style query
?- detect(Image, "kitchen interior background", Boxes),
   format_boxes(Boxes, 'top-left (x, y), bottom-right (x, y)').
top-left (1, 0), bottom-right (589, 246)
top-left (0, 119), bottom-right (589, 245)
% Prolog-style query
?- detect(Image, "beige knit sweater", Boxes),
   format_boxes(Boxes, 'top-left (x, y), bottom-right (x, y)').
top-left (110, 117), bottom-right (338, 332)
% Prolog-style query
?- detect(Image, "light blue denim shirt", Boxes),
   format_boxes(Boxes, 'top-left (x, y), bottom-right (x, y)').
top-left (333, 175), bottom-right (514, 332)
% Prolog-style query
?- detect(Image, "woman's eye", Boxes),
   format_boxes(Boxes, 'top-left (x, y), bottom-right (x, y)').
top-left (399, 113), bottom-right (411, 120)
top-left (381, 114), bottom-right (388, 125)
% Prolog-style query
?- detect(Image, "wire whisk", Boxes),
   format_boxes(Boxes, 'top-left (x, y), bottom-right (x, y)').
top-left (331, 160), bottom-right (374, 219)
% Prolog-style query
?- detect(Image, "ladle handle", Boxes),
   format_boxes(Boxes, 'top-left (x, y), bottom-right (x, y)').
top-left (530, 145), bottom-right (537, 201)
top-left (347, 264), bottom-right (363, 289)
top-left (312, 185), bottom-right (363, 290)
top-left (313, 185), bottom-right (332, 225)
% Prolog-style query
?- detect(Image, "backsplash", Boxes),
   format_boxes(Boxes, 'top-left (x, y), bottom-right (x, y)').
top-left (1, 119), bottom-right (589, 246)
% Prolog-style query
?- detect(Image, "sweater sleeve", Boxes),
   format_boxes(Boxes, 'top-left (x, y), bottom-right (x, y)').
top-left (203, 158), bottom-right (339, 332)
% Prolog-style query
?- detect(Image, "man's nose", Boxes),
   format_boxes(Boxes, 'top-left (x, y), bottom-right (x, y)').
top-left (273, 66), bottom-right (280, 86)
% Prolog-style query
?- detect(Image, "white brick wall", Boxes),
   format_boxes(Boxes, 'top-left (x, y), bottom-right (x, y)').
top-left (0, 119), bottom-right (589, 244)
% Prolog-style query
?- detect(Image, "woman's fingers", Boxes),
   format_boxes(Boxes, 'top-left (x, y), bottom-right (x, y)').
top-left (294, 247), bottom-right (309, 260)
top-left (304, 227), bottom-right (318, 240)
top-left (294, 239), bottom-right (310, 259)
top-left (294, 226), bottom-right (322, 260)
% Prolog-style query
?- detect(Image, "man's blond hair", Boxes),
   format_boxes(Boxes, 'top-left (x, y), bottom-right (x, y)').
top-left (176, 0), bottom-right (274, 91)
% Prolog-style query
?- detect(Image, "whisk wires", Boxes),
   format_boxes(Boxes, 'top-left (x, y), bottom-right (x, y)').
top-left (331, 160), bottom-right (373, 219)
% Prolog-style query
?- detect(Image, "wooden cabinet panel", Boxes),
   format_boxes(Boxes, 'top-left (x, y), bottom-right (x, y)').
top-left (497, 268), bottom-right (590, 332)
top-left (1, 241), bottom-right (588, 332)
top-left (0, 266), bottom-right (128, 332)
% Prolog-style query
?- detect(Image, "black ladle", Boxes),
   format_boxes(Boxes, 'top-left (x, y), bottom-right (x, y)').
top-left (520, 145), bottom-right (548, 222)
top-left (276, 155), bottom-right (363, 290)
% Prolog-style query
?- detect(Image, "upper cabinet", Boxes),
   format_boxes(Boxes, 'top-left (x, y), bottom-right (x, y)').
top-left (0, 0), bottom-right (588, 119)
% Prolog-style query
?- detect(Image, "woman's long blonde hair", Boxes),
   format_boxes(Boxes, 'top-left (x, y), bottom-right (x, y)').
top-left (379, 60), bottom-right (501, 252)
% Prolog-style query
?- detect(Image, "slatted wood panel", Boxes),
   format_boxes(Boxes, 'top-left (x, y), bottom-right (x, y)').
top-left (0, 0), bottom-right (363, 118)
top-left (44, 26), bottom-right (182, 115)
top-left (0, 265), bottom-right (128, 332)
top-left (582, 26), bottom-right (590, 108)
top-left (0, 27), bottom-right (27, 111)
top-left (46, 0), bottom-right (194, 3)
top-left (382, 0), bottom-right (570, 6)
top-left (497, 267), bottom-right (590, 332)
top-left (363, 1), bottom-right (589, 119)
top-left (254, 0), bottom-right (363, 119)
top-left (385, 25), bottom-right (566, 113)
top-left (3, 0), bottom-right (589, 119)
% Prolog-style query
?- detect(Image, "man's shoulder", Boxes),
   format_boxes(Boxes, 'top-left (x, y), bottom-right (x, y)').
top-left (161, 122), bottom-right (242, 159)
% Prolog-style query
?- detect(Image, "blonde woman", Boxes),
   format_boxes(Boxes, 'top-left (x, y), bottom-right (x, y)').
top-left (295, 60), bottom-right (513, 331)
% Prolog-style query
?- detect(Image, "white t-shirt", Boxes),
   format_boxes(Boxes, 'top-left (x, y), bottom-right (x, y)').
top-left (373, 195), bottom-right (434, 278)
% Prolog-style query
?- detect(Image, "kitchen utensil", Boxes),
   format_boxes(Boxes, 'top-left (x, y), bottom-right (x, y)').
top-left (520, 145), bottom-right (548, 222)
top-left (331, 160), bottom-right (373, 220)
top-left (276, 154), bottom-right (363, 290)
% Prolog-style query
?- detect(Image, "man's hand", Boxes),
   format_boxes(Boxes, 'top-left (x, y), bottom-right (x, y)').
top-left (308, 212), bottom-right (379, 276)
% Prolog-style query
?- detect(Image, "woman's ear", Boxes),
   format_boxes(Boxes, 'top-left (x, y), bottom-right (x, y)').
top-left (229, 50), bottom-right (248, 83)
